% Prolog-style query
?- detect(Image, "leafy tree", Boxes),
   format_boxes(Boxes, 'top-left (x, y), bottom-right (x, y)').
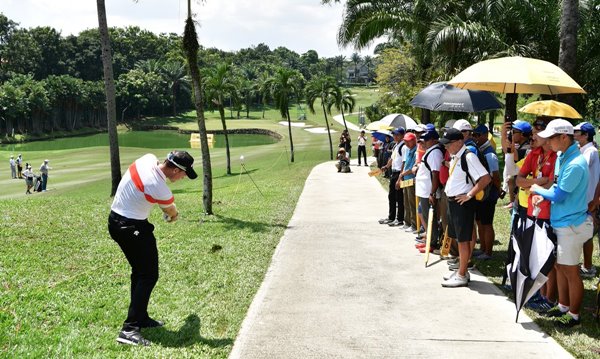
top-left (96, 0), bottom-right (121, 196)
top-left (306, 77), bottom-right (341, 160)
top-left (350, 52), bottom-right (361, 82)
top-left (267, 67), bottom-right (303, 162)
top-left (2, 29), bottom-right (42, 76)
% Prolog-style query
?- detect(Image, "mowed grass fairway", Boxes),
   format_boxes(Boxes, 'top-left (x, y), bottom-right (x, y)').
top-left (0, 103), bottom-right (347, 357)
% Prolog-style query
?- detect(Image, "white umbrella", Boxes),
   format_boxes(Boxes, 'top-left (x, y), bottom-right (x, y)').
top-left (379, 113), bottom-right (418, 130)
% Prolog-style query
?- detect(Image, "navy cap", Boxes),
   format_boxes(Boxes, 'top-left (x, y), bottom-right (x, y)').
top-left (391, 127), bottom-right (406, 135)
top-left (574, 122), bottom-right (595, 136)
top-left (473, 124), bottom-right (489, 134)
top-left (420, 130), bottom-right (440, 141)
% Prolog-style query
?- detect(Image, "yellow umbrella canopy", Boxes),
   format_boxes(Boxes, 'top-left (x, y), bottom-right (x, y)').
top-left (365, 120), bottom-right (393, 131)
top-left (518, 100), bottom-right (582, 119)
top-left (448, 56), bottom-right (586, 95)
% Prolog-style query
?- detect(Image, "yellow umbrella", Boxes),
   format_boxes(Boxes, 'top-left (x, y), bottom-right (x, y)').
top-left (448, 56), bottom-right (586, 95)
top-left (518, 100), bottom-right (582, 119)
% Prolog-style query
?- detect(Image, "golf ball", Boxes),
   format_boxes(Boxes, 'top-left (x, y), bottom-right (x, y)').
top-left (240, 155), bottom-right (245, 161)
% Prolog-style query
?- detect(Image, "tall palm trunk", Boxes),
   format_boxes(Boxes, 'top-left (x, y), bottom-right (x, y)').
top-left (340, 107), bottom-right (348, 132)
top-left (558, 0), bottom-right (578, 107)
top-left (321, 100), bottom-right (334, 160)
top-left (172, 84), bottom-right (178, 116)
top-left (218, 100), bottom-right (232, 175)
top-left (183, 10), bottom-right (213, 215)
top-left (96, 0), bottom-right (121, 196)
top-left (285, 107), bottom-right (295, 162)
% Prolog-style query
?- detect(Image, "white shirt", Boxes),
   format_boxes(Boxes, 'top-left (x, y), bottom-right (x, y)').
top-left (391, 141), bottom-right (404, 172)
top-left (23, 168), bottom-right (33, 178)
top-left (445, 145), bottom-right (488, 197)
top-left (357, 135), bottom-right (366, 146)
top-left (9, 159), bottom-right (15, 167)
top-left (580, 142), bottom-right (600, 203)
top-left (111, 154), bottom-right (174, 220)
top-left (416, 144), bottom-right (443, 198)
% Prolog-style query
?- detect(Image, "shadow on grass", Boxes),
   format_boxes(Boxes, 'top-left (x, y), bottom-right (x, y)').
top-left (144, 314), bottom-right (233, 348)
top-left (211, 214), bottom-right (287, 233)
top-left (213, 168), bottom-right (259, 179)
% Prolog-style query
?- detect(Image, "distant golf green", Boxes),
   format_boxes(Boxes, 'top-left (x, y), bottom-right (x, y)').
top-left (0, 130), bottom-right (279, 151)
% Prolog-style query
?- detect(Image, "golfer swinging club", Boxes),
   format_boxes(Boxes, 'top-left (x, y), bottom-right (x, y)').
top-left (108, 151), bottom-right (197, 346)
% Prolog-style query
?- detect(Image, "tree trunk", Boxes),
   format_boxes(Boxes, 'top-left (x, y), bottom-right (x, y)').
top-left (184, 13), bottom-right (213, 214)
top-left (172, 84), bottom-right (177, 116)
top-left (421, 109), bottom-right (431, 124)
top-left (286, 107), bottom-right (294, 162)
top-left (218, 103), bottom-right (232, 175)
top-left (557, 0), bottom-right (579, 107)
top-left (322, 101), bottom-right (334, 160)
top-left (97, 0), bottom-right (121, 196)
top-left (340, 107), bottom-right (349, 132)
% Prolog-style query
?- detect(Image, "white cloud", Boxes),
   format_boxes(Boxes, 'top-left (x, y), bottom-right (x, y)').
top-left (2, 0), bottom-right (381, 57)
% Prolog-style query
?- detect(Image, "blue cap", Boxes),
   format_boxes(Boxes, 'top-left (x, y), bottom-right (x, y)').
top-left (512, 120), bottom-right (532, 134)
top-left (473, 124), bottom-right (489, 134)
top-left (574, 122), bottom-right (595, 135)
top-left (420, 130), bottom-right (440, 141)
top-left (392, 127), bottom-right (406, 135)
top-left (425, 123), bottom-right (435, 131)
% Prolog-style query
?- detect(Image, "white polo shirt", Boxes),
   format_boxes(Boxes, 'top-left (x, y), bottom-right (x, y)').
top-left (391, 141), bottom-right (404, 172)
top-left (445, 145), bottom-right (488, 197)
top-left (416, 144), bottom-right (443, 198)
top-left (111, 154), bottom-right (174, 220)
top-left (580, 142), bottom-right (600, 203)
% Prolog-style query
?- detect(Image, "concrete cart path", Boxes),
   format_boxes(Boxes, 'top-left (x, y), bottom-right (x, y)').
top-left (230, 161), bottom-right (572, 359)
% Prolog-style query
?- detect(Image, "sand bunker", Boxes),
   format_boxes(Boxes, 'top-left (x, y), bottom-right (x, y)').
top-left (304, 127), bottom-right (337, 134)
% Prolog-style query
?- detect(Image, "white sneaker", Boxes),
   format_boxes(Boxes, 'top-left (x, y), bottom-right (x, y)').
top-left (443, 271), bottom-right (470, 281)
top-left (441, 273), bottom-right (469, 287)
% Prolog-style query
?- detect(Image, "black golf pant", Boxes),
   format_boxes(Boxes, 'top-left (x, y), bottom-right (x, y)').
top-left (108, 211), bottom-right (158, 330)
top-left (388, 172), bottom-right (404, 221)
top-left (357, 145), bottom-right (367, 165)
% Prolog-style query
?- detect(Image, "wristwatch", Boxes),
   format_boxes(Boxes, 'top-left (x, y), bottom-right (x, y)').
top-left (466, 193), bottom-right (472, 200)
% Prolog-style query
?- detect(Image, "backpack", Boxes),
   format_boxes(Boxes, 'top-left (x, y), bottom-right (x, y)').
top-left (460, 147), bottom-right (492, 201)
top-left (422, 144), bottom-right (445, 179)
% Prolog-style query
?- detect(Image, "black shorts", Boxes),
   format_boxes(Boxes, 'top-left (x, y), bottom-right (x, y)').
top-left (447, 198), bottom-right (475, 242)
top-left (475, 199), bottom-right (496, 225)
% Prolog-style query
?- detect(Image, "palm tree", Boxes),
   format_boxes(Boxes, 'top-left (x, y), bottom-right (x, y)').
top-left (306, 77), bottom-right (341, 160)
top-left (96, 0), bottom-right (121, 196)
top-left (338, 88), bottom-right (355, 132)
top-left (256, 71), bottom-right (271, 118)
top-left (267, 67), bottom-right (303, 162)
top-left (204, 63), bottom-right (236, 175)
top-left (363, 55), bottom-right (374, 82)
top-left (183, 0), bottom-right (213, 214)
top-left (160, 60), bottom-right (190, 116)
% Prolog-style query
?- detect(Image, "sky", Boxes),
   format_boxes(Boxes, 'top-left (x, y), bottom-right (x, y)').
top-left (2, 0), bottom-right (381, 58)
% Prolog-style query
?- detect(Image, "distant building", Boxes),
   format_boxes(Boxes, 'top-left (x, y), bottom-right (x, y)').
top-left (346, 62), bottom-right (373, 83)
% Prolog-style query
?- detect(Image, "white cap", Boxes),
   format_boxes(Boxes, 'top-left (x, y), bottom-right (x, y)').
top-left (453, 119), bottom-right (473, 131)
top-left (414, 124), bottom-right (426, 132)
top-left (44, 159), bottom-right (49, 163)
top-left (537, 118), bottom-right (574, 138)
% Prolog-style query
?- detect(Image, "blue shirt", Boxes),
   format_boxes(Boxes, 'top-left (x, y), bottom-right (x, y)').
top-left (403, 146), bottom-right (417, 180)
top-left (465, 139), bottom-right (479, 156)
top-left (547, 143), bottom-right (589, 228)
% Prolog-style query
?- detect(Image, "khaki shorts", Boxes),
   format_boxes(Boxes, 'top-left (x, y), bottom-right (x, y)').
top-left (554, 216), bottom-right (594, 266)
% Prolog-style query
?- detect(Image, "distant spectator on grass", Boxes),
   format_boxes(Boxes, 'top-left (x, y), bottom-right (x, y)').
top-left (40, 159), bottom-right (51, 192)
top-left (9, 155), bottom-right (16, 179)
top-left (23, 164), bottom-right (34, 194)
top-left (16, 154), bottom-right (23, 179)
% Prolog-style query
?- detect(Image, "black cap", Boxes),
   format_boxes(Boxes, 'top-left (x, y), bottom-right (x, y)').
top-left (439, 128), bottom-right (464, 145)
top-left (167, 151), bottom-right (197, 179)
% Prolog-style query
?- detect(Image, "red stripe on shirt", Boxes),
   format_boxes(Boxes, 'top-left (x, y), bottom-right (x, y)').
top-left (130, 162), bottom-right (175, 205)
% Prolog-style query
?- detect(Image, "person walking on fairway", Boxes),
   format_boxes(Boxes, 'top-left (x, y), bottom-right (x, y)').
top-left (108, 151), bottom-right (197, 346)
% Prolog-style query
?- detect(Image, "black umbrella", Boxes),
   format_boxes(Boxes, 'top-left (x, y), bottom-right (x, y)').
top-left (507, 214), bottom-right (556, 322)
top-left (410, 82), bottom-right (503, 112)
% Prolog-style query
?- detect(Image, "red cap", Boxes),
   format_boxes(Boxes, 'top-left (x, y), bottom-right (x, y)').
top-left (404, 132), bottom-right (416, 141)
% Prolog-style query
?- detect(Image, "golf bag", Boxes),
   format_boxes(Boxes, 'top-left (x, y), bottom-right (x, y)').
top-left (34, 175), bottom-right (43, 192)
